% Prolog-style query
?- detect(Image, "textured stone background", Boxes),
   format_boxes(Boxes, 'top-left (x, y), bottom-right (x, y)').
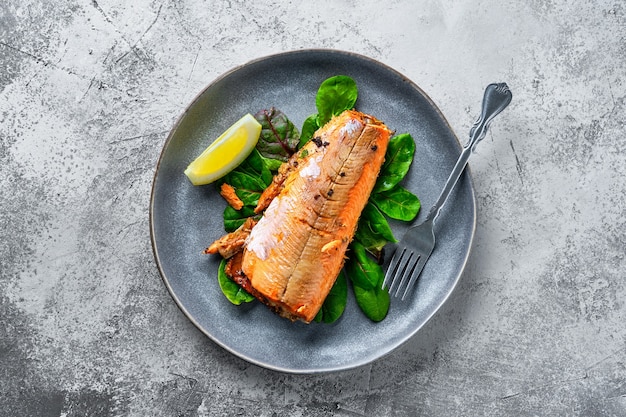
top-left (1, 0), bottom-right (625, 416)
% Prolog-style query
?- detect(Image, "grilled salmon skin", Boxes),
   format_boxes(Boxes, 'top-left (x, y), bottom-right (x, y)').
top-left (239, 109), bottom-right (393, 322)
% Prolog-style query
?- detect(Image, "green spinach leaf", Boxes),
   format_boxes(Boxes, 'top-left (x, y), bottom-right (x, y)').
top-left (220, 148), bottom-right (273, 208)
top-left (374, 133), bottom-right (415, 193)
top-left (217, 259), bottom-right (255, 305)
top-left (314, 270), bottom-right (348, 323)
top-left (315, 75), bottom-right (358, 125)
top-left (221, 171), bottom-right (264, 207)
top-left (299, 75), bottom-right (358, 145)
top-left (371, 186), bottom-right (421, 221)
top-left (354, 202), bottom-right (397, 252)
top-left (352, 283), bottom-right (390, 322)
top-left (345, 242), bottom-right (390, 322)
top-left (254, 108), bottom-right (301, 162)
top-left (259, 154), bottom-right (284, 172)
top-left (233, 148), bottom-right (273, 186)
top-left (299, 114), bottom-right (320, 147)
top-left (223, 206), bottom-right (259, 232)
top-left (345, 241), bottom-right (381, 290)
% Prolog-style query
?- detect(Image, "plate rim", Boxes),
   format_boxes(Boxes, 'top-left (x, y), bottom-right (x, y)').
top-left (149, 48), bottom-right (477, 374)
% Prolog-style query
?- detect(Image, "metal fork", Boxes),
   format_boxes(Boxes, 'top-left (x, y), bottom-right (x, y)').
top-left (383, 82), bottom-right (513, 299)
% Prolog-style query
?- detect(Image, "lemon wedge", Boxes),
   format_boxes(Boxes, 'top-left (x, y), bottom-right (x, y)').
top-left (184, 114), bottom-right (262, 185)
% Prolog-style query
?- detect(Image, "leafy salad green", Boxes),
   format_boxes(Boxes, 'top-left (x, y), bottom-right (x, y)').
top-left (215, 75), bottom-right (420, 323)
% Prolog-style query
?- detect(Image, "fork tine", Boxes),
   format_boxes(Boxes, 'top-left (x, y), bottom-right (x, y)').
top-left (382, 247), bottom-right (406, 290)
top-left (400, 252), bottom-right (430, 300)
top-left (387, 249), bottom-right (414, 295)
top-left (392, 253), bottom-right (419, 297)
top-left (390, 252), bottom-right (419, 297)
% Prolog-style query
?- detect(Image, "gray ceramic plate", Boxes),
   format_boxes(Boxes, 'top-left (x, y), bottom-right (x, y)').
top-left (150, 50), bottom-right (476, 373)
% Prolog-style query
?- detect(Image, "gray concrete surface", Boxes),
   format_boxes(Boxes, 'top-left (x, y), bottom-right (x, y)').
top-left (1, 0), bottom-right (625, 416)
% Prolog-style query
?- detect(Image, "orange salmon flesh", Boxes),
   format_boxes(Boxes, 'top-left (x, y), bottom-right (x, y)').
top-left (239, 109), bottom-right (393, 322)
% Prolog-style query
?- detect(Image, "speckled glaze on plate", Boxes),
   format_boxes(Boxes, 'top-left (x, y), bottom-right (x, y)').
top-left (150, 49), bottom-right (476, 374)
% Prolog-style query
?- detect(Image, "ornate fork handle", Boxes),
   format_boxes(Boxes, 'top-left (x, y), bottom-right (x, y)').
top-left (426, 83), bottom-right (513, 222)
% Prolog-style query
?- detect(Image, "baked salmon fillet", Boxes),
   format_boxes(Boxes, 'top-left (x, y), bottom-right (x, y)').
top-left (211, 109), bottom-right (392, 323)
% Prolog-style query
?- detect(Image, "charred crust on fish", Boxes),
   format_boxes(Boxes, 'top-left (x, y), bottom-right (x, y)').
top-left (311, 136), bottom-right (330, 148)
top-left (312, 136), bottom-right (323, 147)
